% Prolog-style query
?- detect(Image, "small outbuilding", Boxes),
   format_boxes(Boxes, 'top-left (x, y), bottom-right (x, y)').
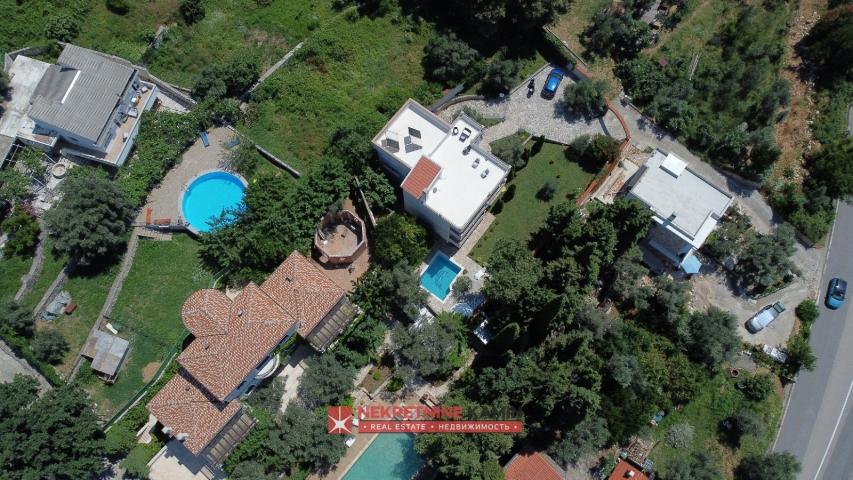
top-left (81, 330), bottom-right (129, 383)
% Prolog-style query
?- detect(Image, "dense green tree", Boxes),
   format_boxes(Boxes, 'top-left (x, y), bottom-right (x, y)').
top-left (608, 246), bottom-right (652, 312)
top-left (1, 206), bottom-right (40, 257)
top-left (563, 80), bottom-right (609, 119)
top-left (424, 33), bottom-right (482, 84)
top-left (490, 133), bottom-right (527, 169)
top-left (358, 166), bottom-right (397, 214)
top-left (795, 299), bottom-right (820, 325)
top-left (584, 11), bottom-right (653, 60)
top-left (665, 451), bottom-right (724, 480)
top-left (608, 353), bottom-right (643, 389)
top-left (247, 378), bottom-right (285, 415)
top-left (299, 353), bottom-right (356, 408)
top-left (799, 6), bottom-right (853, 86)
top-left (735, 224), bottom-right (799, 294)
top-left (687, 307), bottom-right (741, 370)
top-left (736, 452), bottom-right (800, 480)
top-left (193, 56), bottom-right (260, 99)
top-left (271, 405), bottom-right (346, 473)
top-left (723, 408), bottom-right (764, 446)
top-left (0, 381), bottom-right (105, 479)
top-left (550, 416), bottom-right (609, 466)
top-left (785, 331), bottom-right (816, 375)
top-left (393, 313), bottom-right (467, 379)
top-left (482, 239), bottom-right (553, 328)
top-left (44, 14), bottom-right (80, 41)
top-left (448, 0), bottom-right (569, 35)
top-left (179, 0), bottom-right (205, 24)
top-left (0, 169), bottom-right (30, 204)
top-left (0, 302), bottom-right (34, 337)
top-left (481, 54), bottom-right (521, 96)
top-left (372, 214), bottom-right (429, 267)
top-left (738, 374), bottom-right (774, 402)
top-left (665, 422), bottom-right (695, 448)
top-left (31, 329), bottom-right (68, 364)
top-left (326, 116), bottom-right (384, 172)
top-left (566, 134), bottom-right (620, 171)
top-left (230, 461), bottom-right (273, 480)
top-left (808, 138), bottom-right (853, 199)
top-left (639, 276), bottom-right (691, 346)
top-left (351, 263), bottom-right (427, 319)
top-left (415, 393), bottom-right (515, 479)
top-left (44, 173), bottom-right (130, 266)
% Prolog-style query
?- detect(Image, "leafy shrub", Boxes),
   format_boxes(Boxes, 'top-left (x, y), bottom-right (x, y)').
top-left (1, 206), bottom-right (40, 257)
top-left (105, 0), bottom-right (131, 14)
top-left (537, 182), bottom-right (557, 201)
top-left (31, 330), bottom-right (69, 364)
top-left (193, 56), bottom-right (260, 99)
top-left (737, 374), bottom-right (774, 402)
top-left (502, 184), bottom-right (516, 202)
top-left (481, 54), bottom-right (521, 96)
top-left (452, 275), bottom-right (472, 297)
top-left (179, 0), bottom-right (205, 24)
top-left (44, 14), bottom-right (80, 41)
top-left (567, 134), bottom-right (620, 173)
top-left (247, 378), bottom-right (285, 415)
top-left (372, 214), bottom-right (429, 267)
top-left (423, 32), bottom-right (482, 85)
top-left (795, 299), bottom-right (820, 326)
top-left (665, 422), bottom-right (695, 448)
top-left (0, 302), bottom-right (35, 337)
top-left (491, 133), bottom-right (527, 169)
top-left (784, 331), bottom-right (816, 376)
top-left (491, 198), bottom-right (504, 214)
top-left (563, 80), bottom-right (609, 119)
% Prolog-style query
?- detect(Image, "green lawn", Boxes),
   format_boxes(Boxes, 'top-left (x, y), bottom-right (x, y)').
top-left (470, 142), bottom-right (596, 264)
top-left (143, 0), bottom-right (336, 87)
top-left (0, 255), bottom-right (32, 302)
top-left (21, 239), bottom-right (67, 311)
top-left (241, 6), bottom-right (439, 173)
top-left (85, 234), bottom-right (212, 417)
top-left (76, 0), bottom-right (178, 64)
top-left (650, 370), bottom-right (783, 478)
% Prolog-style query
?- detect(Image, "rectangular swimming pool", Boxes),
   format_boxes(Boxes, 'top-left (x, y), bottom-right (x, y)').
top-left (419, 251), bottom-right (462, 301)
top-left (342, 433), bottom-right (424, 480)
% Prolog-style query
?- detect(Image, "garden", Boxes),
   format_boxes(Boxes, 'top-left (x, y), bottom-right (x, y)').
top-left (470, 136), bottom-right (600, 264)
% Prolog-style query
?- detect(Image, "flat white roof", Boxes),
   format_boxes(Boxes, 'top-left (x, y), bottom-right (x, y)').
top-left (375, 100), bottom-right (509, 229)
top-left (0, 55), bottom-right (50, 140)
top-left (629, 150), bottom-right (732, 247)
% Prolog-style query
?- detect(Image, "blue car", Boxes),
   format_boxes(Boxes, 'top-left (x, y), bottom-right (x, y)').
top-left (541, 68), bottom-right (564, 99)
top-left (826, 278), bottom-right (847, 309)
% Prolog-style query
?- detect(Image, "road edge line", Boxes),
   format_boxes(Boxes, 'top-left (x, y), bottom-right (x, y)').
top-left (813, 377), bottom-right (853, 479)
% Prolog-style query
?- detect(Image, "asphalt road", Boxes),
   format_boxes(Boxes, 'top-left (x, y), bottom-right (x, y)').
top-left (774, 201), bottom-right (853, 480)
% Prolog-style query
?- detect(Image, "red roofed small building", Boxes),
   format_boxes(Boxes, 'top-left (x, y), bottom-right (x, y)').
top-left (373, 99), bottom-right (510, 247)
top-left (609, 460), bottom-right (650, 480)
top-left (504, 449), bottom-right (566, 480)
top-left (147, 251), bottom-right (355, 469)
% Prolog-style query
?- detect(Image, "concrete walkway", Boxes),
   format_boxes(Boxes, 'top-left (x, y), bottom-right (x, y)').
top-left (0, 338), bottom-right (51, 390)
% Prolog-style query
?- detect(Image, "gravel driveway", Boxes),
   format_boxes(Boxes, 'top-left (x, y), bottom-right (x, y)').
top-left (440, 65), bottom-right (627, 147)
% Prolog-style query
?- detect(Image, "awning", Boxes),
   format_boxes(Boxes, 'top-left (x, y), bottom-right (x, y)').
top-left (680, 254), bottom-right (702, 274)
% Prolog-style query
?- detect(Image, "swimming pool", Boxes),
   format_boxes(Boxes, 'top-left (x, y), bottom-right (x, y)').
top-left (420, 251), bottom-right (462, 301)
top-left (342, 434), bottom-right (424, 480)
top-left (181, 171), bottom-right (246, 233)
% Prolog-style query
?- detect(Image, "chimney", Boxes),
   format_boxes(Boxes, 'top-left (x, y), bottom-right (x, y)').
top-left (162, 426), bottom-right (173, 436)
top-left (176, 433), bottom-right (188, 442)
top-left (627, 471), bottom-right (635, 478)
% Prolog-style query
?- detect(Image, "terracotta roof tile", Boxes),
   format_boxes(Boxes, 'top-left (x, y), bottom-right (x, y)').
top-left (504, 451), bottom-right (564, 480)
top-left (261, 251), bottom-right (345, 337)
top-left (182, 289), bottom-right (231, 337)
top-left (609, 461), bottom-right (649, 480)
top-left (401, 156), bottom-right (441, 198)
top-left (146, 368), bottom-right (241, 454)
top-left (178, 282), bottom-right (297, 400)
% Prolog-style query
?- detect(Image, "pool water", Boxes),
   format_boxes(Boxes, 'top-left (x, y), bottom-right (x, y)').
top-left (420, 252), bottom-right (462, 301)
top-left (343, 433), bottom-right (424, 480)
top-left (181, 171), bottom-right (246, 233)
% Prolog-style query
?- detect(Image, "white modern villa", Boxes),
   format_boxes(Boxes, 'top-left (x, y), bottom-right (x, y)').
top-left (626, 149), bottom-right (733, 272)
top-left (372, 99), bottom-right (510, 247)
top-left (0, 44), bottom-right (157, 166)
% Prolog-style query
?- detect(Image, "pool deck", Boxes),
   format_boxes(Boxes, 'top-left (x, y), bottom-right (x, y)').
top-left (422, 213), bottom-right (494, 314)
top-left (134, 126), bottom-right (239, 227)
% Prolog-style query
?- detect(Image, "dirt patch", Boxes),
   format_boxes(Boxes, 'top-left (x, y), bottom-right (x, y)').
top-left (770, 0), bottom-right (827, 183)
top-left (141, 361), bottom-right (160, 382)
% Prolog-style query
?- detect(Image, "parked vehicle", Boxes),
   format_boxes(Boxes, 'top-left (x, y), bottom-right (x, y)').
top-left (746, 302), bottom-right (786, 333)
top-left (826, 278), bottom-right (847, 309)
top-left (541, 68), bottom-right (564, 99)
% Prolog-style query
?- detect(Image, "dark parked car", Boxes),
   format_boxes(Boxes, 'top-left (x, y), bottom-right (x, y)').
top-left (826, 278), bottom-right (847, 309)
top-left (746, 302), bottom-right (786, 333)
top-left (541, 68), bottom-right (564, 99)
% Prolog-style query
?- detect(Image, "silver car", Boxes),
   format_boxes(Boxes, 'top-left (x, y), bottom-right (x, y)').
top-left (746, 302), bottom-right (786, 333)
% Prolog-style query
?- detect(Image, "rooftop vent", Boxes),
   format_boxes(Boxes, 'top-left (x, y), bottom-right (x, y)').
top-left (463, 145), bottom-right (472, 155)
top-left (481, 168), bottom-right (490, 179)
top-left (382, 131), bottom-right (400, 153)
top-left (408, 127), bottom-right (422, 139)
top-left (459, 127), bottom-right (471, 142)
top-left (472, 158), bottom-right (480, 168)
top-left (285, 275), bottom-right (293, 282)
top-left (660, 153), bottom-right (687, 177)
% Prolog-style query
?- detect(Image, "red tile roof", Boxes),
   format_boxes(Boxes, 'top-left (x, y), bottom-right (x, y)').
top-left (504, 451), bottom-right (564, 480)
top-left (609, 461), bottom-right (650, 480)
top-left (147, 369), bottom-right (241, 454)
top-left (182, 289), bottom-right (231, 337)
top-left (401, 156), bottom-right (441, 198)
top-left (261, 250), bottom-right (345, 337)
top-left (178, 282), bottom-right (297, 400)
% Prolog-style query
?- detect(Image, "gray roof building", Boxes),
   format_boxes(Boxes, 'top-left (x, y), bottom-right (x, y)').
top-left (28, 44), bottom-right (136, 144)
top-left (81, 330), bottom-right (130, 382)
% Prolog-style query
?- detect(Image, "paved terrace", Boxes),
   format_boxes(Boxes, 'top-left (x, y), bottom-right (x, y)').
top-left (440, 65), bottom-right (626, 147)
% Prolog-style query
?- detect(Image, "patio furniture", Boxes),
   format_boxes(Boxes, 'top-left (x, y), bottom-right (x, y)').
top-left (64, 303), bottom-right (78, 315)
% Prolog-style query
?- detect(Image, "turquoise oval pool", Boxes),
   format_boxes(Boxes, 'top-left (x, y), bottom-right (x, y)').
top-left (342, 433), bottom-right (423, 480)
top-left (181, 171), bottom-right (246, 233)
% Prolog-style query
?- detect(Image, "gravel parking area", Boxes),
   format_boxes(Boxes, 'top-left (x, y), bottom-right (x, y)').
top-left (440, 65), bottom-right (626, 147)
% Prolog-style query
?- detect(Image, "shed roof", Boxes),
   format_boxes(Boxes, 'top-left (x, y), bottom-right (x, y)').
top-left (81, 330), bottom-right (129, 377)
top-left (609, 461), bottom-right (650, 480)
top-left (28, 44), bottom-right (135, 142)
top-left (504, 450), bottom-right (565, 480)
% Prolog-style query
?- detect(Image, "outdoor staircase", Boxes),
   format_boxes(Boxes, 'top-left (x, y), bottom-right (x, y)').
top-left (138, 228), bottom-right (172, 241)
